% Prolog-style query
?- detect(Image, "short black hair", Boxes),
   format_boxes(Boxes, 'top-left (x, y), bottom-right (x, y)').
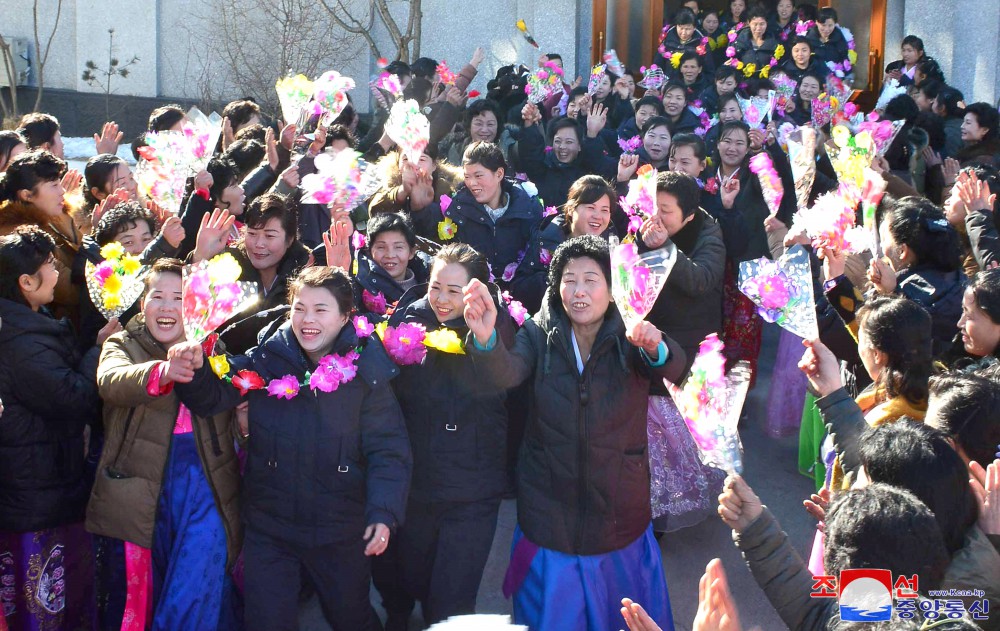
top-left (410, 57), bottom-right (438, 79)
top-left (94, 200), bottom-right (157, 247)
top-left (901, 35), bottom-right (925, 53)
top-left (817, 7), bottom-right (838, 22)
top-left (147, 105), bottom-right (186, 132)
top-left (674, 7), bottom-right (697, 26)
top-left (928, 371), bottom-right (1000, 468)
top-left (464, 99), bottom-right (505, 136)
top-left (969, 265), bottom-right (1000, 324)
top-left (433, 242), bottom-right (490, 285)
top-left (965, 102), bottom-right (1000, 142)
top-left (0, 150), bottom-right (67, 203)
top-left (367, 211), bottom-right (417, 249)
top-left (935, 86), bottom-right (965, 119)
top-left (84, 153), bottom-right (128, 208)
top-left (856, 295), bottom-right (933, 405)
top-left (462, 141), bottom-right (506, 172)
top-left (243, 192), bottom-right (296, 240)
top-left (634, 95), bottom-right (666, 117)
top-left (656, 171), bottom-right (701, 218)
top-left (746, 6), bottom-right (769, 22)
top-left (206, 156), bottom-right (239, 204)
top-left (326, 124), bottom-right (357, 149)
top-left (678, 51), bottom-right (704, 69)
top-left (0, 225), bottom-right (57, 305)
top-left (884, 94), bottom-right (920, 125)
top-left (222, 99), bottom-right (261, 130)
top-left (823, 483), bottom-right (949, 592)
top-left (547, 235), bottom-right (612, 315)
top-left (880, 196), bottom-right (961, 272)
top-left (0, 130), bottom-right (24, 169)
top-left (670, 133), bottom-right (707, 162)
top-left (547, 117), bottom-right (583, 145)
top-left (235, 124), bottom-right (267, 143)
top-left (859, 419), bottom-right (979, 555)
top-left (288, 265), bottom-right (354, 314)
top-left (714, 65), bottom-right (739, 82)
top-left (16, 113), bottom-right (60, 149)
top-left (224, 138), bottom-right (266, 179)
top-left (641, 115), bottom-right (672, 136)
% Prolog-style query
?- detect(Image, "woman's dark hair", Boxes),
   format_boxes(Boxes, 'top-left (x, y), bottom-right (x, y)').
top-left (410, 57), bottom-right (438, 79)
top-left (547, 235), bottom-right (612, 314)
top-left (326, 124), bottom-right (358, 150)
top-left (823, 483), bottom-right (949, 592)
top-left (678, 51), bottom-right (704, 70)
top-left (856, 295), bottom-right (933, 404)
top-left (859, 419), bottom-right (979, 555)
top-left (634, 95), bottom-right (666, 117)
top-left (884, 94), bottom-right (919, 125)
top-left (403, 77), bottom-right (434, 107)
top-left (901, 35), bottom-right (925, 54)
top-left (641, 116), bottom-right (672, 136)
top-left (797, 71), bottom-right (825, 95)
top-left (917, 78), bottom-right (943, 101)
top-left (143, 257), bottom-right (184, 290)
top-left (0, 150), bottom-right (67, 202)
top-left (880, 196), bottom-right (961, 271)
top-left (718, 120), bottom-right (751, 146)
top-left (916, 58), bottom-right (945, 85)
top-left (243, 193), bottom-right (296, 240)
top-left (746, 6), bottom-right (768, 22)
top-left (206, 156), bottom-right (239, 204)
top-left (674, 7), bottom-right (697, 26)
top-left (368, 211), bottom-right (417, 249)
top-left (796, 4), bottom-right (818, 22)
top-left (563, 175), bottom-right (616, 225)
top-left (221, 99), bottom-right (261, 130)
top-left (16, 113), bottom-right (60, 149)
top-left (0, 225), bottom-right (56, 305)
top-left (433, 242), bottom-right (489, 285)
top-left (385, 60), bottom-right (411, 79)
top-left (547, 117), bottom-right (583, 145)
top-left (464, 99), bottom-right (504, 140)
top-left (912, 111), bottom-right (945, 152)
top-left (717, 92), bottom-right (742, 115)
top-left (287, 265), bottom-right (354, 315)
top-left (94, 200), bottom-right (157, 247)
top-left (662, 81), bottom-right (688, 100)
top-left (224, 138), bottom-right (266, 180)
top-left (927, 372), bottom-right (1000, 468)
top-left (935, 86), bottom-right (965, 119)
top-left (714, 65), bottom-right (738, 82)
top-left (970, 266), bottom-right (1000, 325)
top-left (670, 133), bottom-right (708, 162)
top-left (817, 7), bottom-right (837, 22)
top-left (84, 154), bottom-right (128, 208)
top-left (656, 171), bottom-right (701, 218)
top-left (235, 124), bottom-right (267, 143)
top-left (147, 105), bottom-right (186, 132)
top-left (0, 130), bottom-right (24, 170)
top-left (462, 141), bottom-right (506, 172)
top-left (965, 102), bottom-right (1000, 142)
top-left (790, 36), bottom-right (813, 53)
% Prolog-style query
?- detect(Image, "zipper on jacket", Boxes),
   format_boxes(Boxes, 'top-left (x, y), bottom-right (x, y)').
top-left (575, 361), bottom-right (590, 553)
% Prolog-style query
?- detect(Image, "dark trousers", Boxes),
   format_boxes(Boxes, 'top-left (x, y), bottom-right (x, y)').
top-left (395, 498), bottom-right (501, 625)
top-left (243, 526), bottom-right (381, 631)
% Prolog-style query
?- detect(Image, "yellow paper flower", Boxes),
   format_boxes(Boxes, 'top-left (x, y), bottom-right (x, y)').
top-left (207, 252), bottom-right (242, 284)
top-left (120, 255), bottom-right (141, 276)
top-left (716, 34), bottom-right (729, 48)
top-left (830, 97), bottom-right (840, 110)
top-left (736, 61), bottom-right (745, 70)
top-left (670, 52), bottom-right (683, 69)
top-left (103, 293), bottom-right (122, 311)
top-left (760, 65), bottom-right (771, 78)
top-left (100, 241), bottom-right (125, 261)
top-left (423, 328), bottom-right (466, 355)
top-left (375, 320), bottom-right (389, 340)
top-left (103, 273), bottom-right (122, 296)
top-left (209, 355), bottom-right (231, 378)
top-left (438, 217), bottom-right (457, 241)
top-left (831, 125), bottom-right (851, 148)
top-left (743, 63), bottom-right (757, 77)
top-left (848, 50), bottom-right (858, 65)
top-left (774, 45), bottom-right (785, 60)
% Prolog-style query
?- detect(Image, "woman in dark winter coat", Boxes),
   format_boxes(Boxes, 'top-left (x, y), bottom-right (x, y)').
top-left (353, 212), bottom-right (431, 322)
top-left (655, 8), bottom-right (715, 78)
top-left (172, 266), bottom-right (411, 631)
top-left (868, 196), bottom-right (965, 356)
top-left (933, 86), bottom-right (966, 159)
top-left (517, 103), bottom-right (589, 210)
top-left (661, 82), bottom-right (702, 136)
top-left (88, 259), bottom-right (242, 630)
top-left (780, 37), bottom-right (829, 84)
top-left (192, 193), bottom-right (312, 354)
top-left (464, 235), bottom-right (686, 631)
top-left (583, 117), bottom-right (674, 184)
top-left (732, 9), bottom-right (778, 69)
top-left (177, 156), bottom-right (246, 259)
top-left (884, 35), bottom-right (927, 86)
top-left (677, 52), bottom-right (711, 103)
top-left (957, 103), bottom-right (1000, 167)
top-left (638, 171), bottom-right (727, 532)
top-left (0, 226), bottom-right (115, 630)
top-left (440, 142), bottom-right (543, 287)
top-left (806, 8), bottom-right (851, 73)
top-left (589, 71), bottom-right (634, 131)
top-left (511, 175), bottom-right (617, 313)
top-left (768, 0), bottom-right (796, 43)
top-left (373, 244), bottom-right (515, 628)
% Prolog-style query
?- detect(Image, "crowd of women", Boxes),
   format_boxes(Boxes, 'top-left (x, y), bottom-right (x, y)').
top-left (1, 0), bottom-right (1000, 630)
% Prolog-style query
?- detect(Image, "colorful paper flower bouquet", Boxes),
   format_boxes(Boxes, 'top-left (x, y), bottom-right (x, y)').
top-left (738, 244), bottom-right (819, 339)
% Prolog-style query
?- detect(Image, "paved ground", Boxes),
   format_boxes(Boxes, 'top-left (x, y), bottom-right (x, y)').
top-left (301, 323), bottom-right (818, 630)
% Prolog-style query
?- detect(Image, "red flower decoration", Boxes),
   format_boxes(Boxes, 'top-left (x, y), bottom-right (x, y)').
top-left (468, 90), bottom-right (481, 98)
top-left (704, 177), bottom-right (720, 195)
top-left (231, 370), bottom-right (265, 396)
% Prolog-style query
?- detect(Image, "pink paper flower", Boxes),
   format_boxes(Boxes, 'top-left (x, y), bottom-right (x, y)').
top-left (352, 231), bottom-right (367, 251)
top-left (502, 261), bottom-right (519, 283)
top-left (543, 205), bottom-right (558, 217)
top-left (382, 322), bottom-right (428, 365)
top-left (94, 261), bottom-right (114, 285)
top-left (362, 289), bottom-right (388, 315)
top-left (439, 194), bottom-right (452, 213)
top-left (308, 364), bottom-right (342, 393)
top-left (539, 248), bottom-right (552, 266)
top-left (503, 291), bottom-right (529, 326)
top-left (353, 315), bottom-right (375, 338)
top-left (267, 375), bottom-right (301, 400)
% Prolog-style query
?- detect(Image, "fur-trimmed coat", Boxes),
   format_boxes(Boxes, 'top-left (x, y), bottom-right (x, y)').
top-left (367, 151), bottom-right (466, 242)
top-left (0, 199), bottom-right (86, 324)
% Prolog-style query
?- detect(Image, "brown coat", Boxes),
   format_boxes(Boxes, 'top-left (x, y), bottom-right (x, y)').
top-left (367, 151), bottom-right (464, 217)
top-left (0, 199), bottom-right (84, 323)
top-left (87, 316), bottom-right (242, 567)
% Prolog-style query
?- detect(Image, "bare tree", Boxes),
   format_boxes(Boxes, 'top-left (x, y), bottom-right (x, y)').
top-left (319, 0), bottom-right (422, 63)
top-left (32, 0), bottom-right (64, 112)
top-left (82, 29), bottom-right (140, 121)
top-left (0, 35), bottom-right (20, 123)
top-left (208, 0), bottom-right (361, 116)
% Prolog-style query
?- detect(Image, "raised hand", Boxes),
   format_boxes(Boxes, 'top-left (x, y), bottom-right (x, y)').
top-left (279, 163), bottom-right (300, 189)
top-left (748, 128), bottom-right (765, 152)
top-left (193, 169), bottom-right (214, 192)
top-left (943, 157), bottom-right (961, 187)
top-left (720, 177), bottom-right (740, 209)
top-left (762, 215), bottom-right (786, 234)
top-left (970, 459), bottom-right (1000, 536)
top-left (61, 169), bottom-right (83, 194)
top-left (626, 320), bottom-right (663, 355)
top-left (94, 121), bottom-right (124, 155)
top-left (410, 168), bottom-right (435, 211)
top-left (265, 126), bottom-right (279, 172)
top-left (640, 215), bottom-right (669, 249)
top-left (96, 317), bottom-right (123, 346)
top-left (957, 171), bottom-right (997, 213)
top-left (160, 215), bottom-right (186, 249)
top-left (463, 278), bottom-right (497, 346)
top-left (797, 338), bottom-right (843, 397)
top-left (921, 145), bottom-right (942, 169)
top-left (92, 188), bottom-right (131, 225)
top-left (586, 102), bottom-right (608, 138)
top-left (470, 46), bottom-right (486, 68)
top-left (322, 213), bottom-right (353, 272)
top-left (193, 208), bottom-right (235, 262)
top-left (868, 257), bottom-right (896, 294)
top-left (308, 126), bottom-right (328, 157)
top-left (693, 559), bottom-right (743, 631)
top-left (620, 598), bottom-right (663, 631)
top-left (221, 116), bottom-right (235, 150)
top-left (364, 523), bottom-right (391, 556)
top-left (145, 198), bottom-right (170, 224)
top-left (279, 122), bottom-right (297, 151)
top-left (718, 474), bottom-right (763, 533)
top-left (617, 153), bottom-right (640, 183)
top-left (444, 86), bottom-right (466, 108)
top-left (817, 246), bottom-right (846, 281)
top-left (803, 486), bottom-right (831, 531)
top-left (521, 101), bottom-right (542, 127)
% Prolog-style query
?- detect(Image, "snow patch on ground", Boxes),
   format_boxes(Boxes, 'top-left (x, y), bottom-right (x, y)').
top-left (63, 136), bottom-right (137, 174)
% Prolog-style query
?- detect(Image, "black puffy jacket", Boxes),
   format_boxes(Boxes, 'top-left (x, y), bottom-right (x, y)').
top-left (388, 287), bottom-right (515, 503)
top-left (353, 249), bottom-right (430, 322)
top-left (175, 320), bottom-right (411, 547)
top-left (517, 123), bottom-right (589, 210)
top-left (0, 299), bottom-right (101, 531)
top-left (443, 180), bottom-right (543, 286)
top-left (467, 301), bottom-right (687, 555)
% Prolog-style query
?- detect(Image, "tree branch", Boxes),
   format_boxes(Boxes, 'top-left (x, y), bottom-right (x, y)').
top-left (32, 0), bottom-right (63, 112)
top-left (318, 0), bottom-right (382, 59)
